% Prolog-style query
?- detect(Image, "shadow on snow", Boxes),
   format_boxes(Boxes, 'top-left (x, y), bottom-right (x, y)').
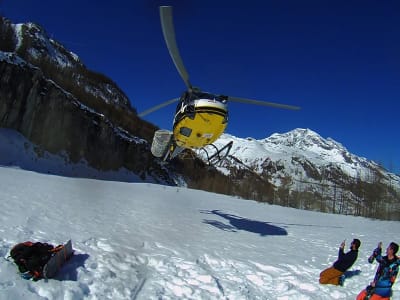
top-left (344, 269), bottom-right (362, 279)
top-left (52, 253), bottom-right (90, 281)
top-left (200, 210), bottom-right (288, 236)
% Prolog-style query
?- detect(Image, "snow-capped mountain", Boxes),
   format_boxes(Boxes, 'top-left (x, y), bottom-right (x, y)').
top-left (198, 129), bottom-right (400, 219)
top-left (12, 22), bottom-right (81, 68)
top-left (4, 19), bottom-right (130, 109)
top-left (212, 128), bottom-right (398, 183)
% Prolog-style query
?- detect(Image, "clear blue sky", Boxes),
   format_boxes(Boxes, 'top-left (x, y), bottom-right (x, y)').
top-left (1, 0), bottom-right (399, 173)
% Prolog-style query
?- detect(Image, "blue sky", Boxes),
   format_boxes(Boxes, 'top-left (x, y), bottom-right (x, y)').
top-left (1, 0), bottom-right (399, 173)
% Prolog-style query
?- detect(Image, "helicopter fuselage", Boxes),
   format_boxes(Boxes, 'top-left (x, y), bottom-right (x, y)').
top-left (172, 96), bottom-right (228, 149)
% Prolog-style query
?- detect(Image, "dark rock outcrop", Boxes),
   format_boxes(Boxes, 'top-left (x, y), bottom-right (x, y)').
top-left (0, 55), bottom-right (172, 183)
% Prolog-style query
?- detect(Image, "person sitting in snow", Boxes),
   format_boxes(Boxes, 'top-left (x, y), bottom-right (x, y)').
top-left (319, 238), bottom-right (361, 285)
top-left (356, 242), bottom-right (399, 300)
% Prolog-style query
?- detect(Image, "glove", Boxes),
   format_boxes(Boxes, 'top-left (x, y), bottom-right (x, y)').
top-left (368, 243), bottom-right (382, 263)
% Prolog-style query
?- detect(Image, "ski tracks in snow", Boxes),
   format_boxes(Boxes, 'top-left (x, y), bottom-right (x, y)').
top-left (69, 239), bottom-right (350, 299)
top-left (76, 237), bottom-right (148, 300)
top-left (98, 240), bottom-right (338, 300)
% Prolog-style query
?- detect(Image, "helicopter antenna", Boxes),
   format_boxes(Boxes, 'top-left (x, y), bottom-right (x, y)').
top-left (160, 6), bottom-right (192, 91)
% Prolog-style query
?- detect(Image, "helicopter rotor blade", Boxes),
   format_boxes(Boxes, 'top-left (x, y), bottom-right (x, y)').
top-left (138, 98), bottom-right (180, 117)
top-left (228, 96), bottom-right (300, 110)
top-left (160, 6), bottom-right (192, 90)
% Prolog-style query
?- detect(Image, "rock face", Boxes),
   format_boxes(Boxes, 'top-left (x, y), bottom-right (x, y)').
top-left (0, 17), bottom-right (174, 182)
top-left (0, 54), bottom-right (171, 182)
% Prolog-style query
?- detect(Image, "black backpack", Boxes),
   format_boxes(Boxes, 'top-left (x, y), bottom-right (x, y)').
top-left (9, 241), bottom-right (60, 280)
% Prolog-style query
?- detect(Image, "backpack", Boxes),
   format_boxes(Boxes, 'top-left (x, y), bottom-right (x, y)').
top-left (9, 241), bottom-right (62, 280)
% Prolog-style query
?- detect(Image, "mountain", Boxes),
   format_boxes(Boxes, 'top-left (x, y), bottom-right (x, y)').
top-left (202, 129), bottom-right (400, 219)
top-left (0, 17), bottom-right (176, 183)
top-left (1, 17), bottom-right (399, 220)
top-left (213, 128), bottom-right (398, 185)
top-left (3, 20), bottom-right (130, 109)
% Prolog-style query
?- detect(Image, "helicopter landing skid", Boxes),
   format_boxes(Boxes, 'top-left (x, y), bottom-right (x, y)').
top-left (200, 141), bottom-right (233, 166)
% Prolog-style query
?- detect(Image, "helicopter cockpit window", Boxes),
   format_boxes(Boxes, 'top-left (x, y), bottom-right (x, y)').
top-left (180, 92), bottom-right (191, 103)
top-left (198, 92), bottom-right (212, 99)
top-left (179, 127), bottom-right (192, 137)
top-left (191, 92), bottom-right (227, 103)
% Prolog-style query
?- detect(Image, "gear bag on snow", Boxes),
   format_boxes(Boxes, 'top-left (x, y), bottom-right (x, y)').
top-left (9, 241), bottom-right (64, 280)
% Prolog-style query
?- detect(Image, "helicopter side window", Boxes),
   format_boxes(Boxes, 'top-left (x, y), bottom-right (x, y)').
top-left (179, 127), bottom-right (192, 137)
top-left (223, 112), bottom-right (229, 124)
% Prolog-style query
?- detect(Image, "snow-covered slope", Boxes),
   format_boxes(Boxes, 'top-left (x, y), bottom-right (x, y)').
top-left (0, 128), bottom-right (149, 183)
top-left (0, 166), bottom-right (399, 299)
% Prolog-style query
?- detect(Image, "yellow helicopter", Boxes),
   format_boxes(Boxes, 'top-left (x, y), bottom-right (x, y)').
top-left (139, 6), bottom-right (300, 165)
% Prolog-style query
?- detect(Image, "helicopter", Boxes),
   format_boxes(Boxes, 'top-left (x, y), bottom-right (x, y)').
top-left (139, 6), bottom-right (300, 165)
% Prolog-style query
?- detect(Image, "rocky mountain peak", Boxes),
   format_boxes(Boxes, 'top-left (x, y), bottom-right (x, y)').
top-left (211, 129), bottom-right (400, 188)
top-left (2, 18), bottom-right (131, 109)
top-left (264, 128), bottom-right (345, 152)
top-left (14, 21), bottom-right (82, 68)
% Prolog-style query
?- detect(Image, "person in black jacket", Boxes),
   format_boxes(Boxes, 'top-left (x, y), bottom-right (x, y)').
top-left (319, 238), bottom-right (361, 285)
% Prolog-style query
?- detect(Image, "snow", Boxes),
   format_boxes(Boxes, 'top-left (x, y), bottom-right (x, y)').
top-left (0, 51), bottom-right (29, 67)
top-left (0, 130), bottom-right (399, 299)
top-left (13, 23), bottom-right (24, 50)
top-left (0, 160), bottom-right (400, 298)
top-left (0, 128), bottom-right (151, 183)
top-left (19, 22), bottom-right (77, 68)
